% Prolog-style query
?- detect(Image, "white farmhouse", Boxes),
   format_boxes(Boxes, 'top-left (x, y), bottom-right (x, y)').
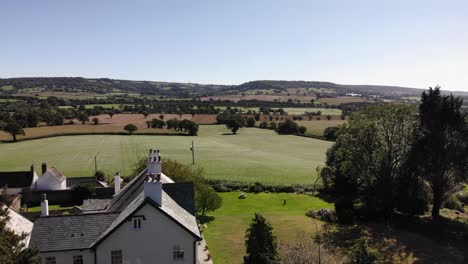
top-left (34, 163), bottom-right (67, 191)
top-left (29, 149), bottom-right (204, 264)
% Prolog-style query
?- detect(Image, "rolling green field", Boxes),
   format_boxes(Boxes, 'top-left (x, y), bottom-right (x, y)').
top-left (203, 192), bottom-right (332, 264)
top-left (0, 125), bottom-right (332, 184)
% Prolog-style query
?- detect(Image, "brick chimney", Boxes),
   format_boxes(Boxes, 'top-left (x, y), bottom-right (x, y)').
top-left (41, 163), bottom-right (47, 175)
top-left (144, 173), bottom-right (162, 206)
top-left (41, 194), bottom-right (49, 217)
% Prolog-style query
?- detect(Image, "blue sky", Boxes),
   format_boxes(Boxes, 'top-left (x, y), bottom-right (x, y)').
top-left (1, 0), bottom-right (468, 91)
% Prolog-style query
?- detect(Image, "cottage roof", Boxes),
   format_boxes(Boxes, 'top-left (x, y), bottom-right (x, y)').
top-left (66, 177), bottom-right (107, 189)
top-left (44, 167), bottom-right (66, 183)
top-left (29, 213), bottom-right (118, 252)
top-left (0, 170), bottom-right (34, 188)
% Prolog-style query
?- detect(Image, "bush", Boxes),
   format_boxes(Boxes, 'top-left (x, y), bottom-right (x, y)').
top-left (246, 117), bottom-right (256, 127)
top-left (323, 126), bottom-right (339, 140)
top-left (443, 194), bottom-right (464, 211)
top-left (335, 196), bottom-right (355, 224)
top-left (456, 191), bottom-right (468, 205)
top-left (259, 121), bottom-right (268, 129)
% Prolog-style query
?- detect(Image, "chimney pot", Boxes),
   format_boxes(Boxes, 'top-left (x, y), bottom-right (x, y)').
top-left (114, 172), bottom-right (121, 195)
top-left (41, 163), bottom-right (47, 175)
top-left (41, 194), bottom-right (49, 216)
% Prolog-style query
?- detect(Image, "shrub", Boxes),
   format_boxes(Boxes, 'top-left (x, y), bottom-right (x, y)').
top-left (323, 126), bottom-right (339, 140)
top-left (246, 117), bottom-right (256, 127)
top-left (259, 121), bottom-right (268, 129)
top-left (335, 196), bottom-right (355, 224)
top-left (443, 194), bottom-right (464, 211)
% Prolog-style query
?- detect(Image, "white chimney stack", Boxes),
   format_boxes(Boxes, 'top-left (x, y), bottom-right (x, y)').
top-left (147, 149), bottom-right (162, 175)
top-left (114, 172), bottom-right (121, 195)
top-left (41, 194), bottom-right (49, 216)
top-left (144, 173), bottom-right (162, 206)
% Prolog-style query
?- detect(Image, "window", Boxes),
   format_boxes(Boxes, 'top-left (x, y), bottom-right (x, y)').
top-left (73, 255), bottom-right (83, 264)
top-left (111, 250), bottom-right (122, 264)
top-left (173, 245), bottom-right (184, 260)
top-left (133, 218), bottom-right (141, 229)
top-left (45, 257), bottom-right (56, 264)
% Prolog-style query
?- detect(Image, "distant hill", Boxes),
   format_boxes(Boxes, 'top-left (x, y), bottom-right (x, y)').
top-left (1, 77), bottom-right (467, 98)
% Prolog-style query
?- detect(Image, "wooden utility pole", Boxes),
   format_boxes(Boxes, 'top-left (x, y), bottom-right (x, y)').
top-left (190, 140), bottom-right (195, 165)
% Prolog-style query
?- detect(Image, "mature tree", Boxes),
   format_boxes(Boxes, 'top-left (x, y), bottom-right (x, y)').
top-left (259, 121), bottom-right (268, 129)
top-left (269, 121), bottom-right (277, 130)
top-left (108, 110), bottom-right (115, 119)
top-left (277, 119), bottom-right (299, 134)
top-left (244, 213), bottom-right (279, 264)
top-left (123, 124), bottom-right (138, 134)
top-left (323, 126), bottom-right (339, 140)
top-left (150, 119), bottom-right (166, 128)
top-left (142, 111), bottom-right (149, 119)
top-left (298, 126), bottom-right (307, 134)
top-left (3, 122), bottom-right (25, 142)
top-left (92, 117), bottom-right (99, 125)
top-left (77, 112), bottom-right (89, 124)
top-left (159, 114), bottom-right (165, 120)
top-left (225, 116), bottom-right (245, 134)
top-left (178, 119), bottom-right (199, 135)
top-left (0, 204), bottom-right (41, 264)
top-left (411, 87), bottom-right (468, 219)
top-left (195, 184), bottom-right (222, 217)
top-left (326, 104), bottom-right (417, 217)
top-left (246, 117), bottom-right (256, 127)
top-left (166, 118), bottom-right (179, 130)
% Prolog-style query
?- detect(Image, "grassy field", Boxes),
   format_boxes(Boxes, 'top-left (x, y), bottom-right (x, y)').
top-left (0, 125), bottom-right (332, 184)
top-left (203, 192), bottom-right (332, 264)
top-left (0, 124), bottom-right (176, 141)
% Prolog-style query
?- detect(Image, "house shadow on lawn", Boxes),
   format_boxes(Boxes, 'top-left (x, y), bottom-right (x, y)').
top-left (321, 214), bottom-right (467, 264)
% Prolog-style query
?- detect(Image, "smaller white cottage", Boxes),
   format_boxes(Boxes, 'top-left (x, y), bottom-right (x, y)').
top-left (34, 163), bottom-right (67, 191)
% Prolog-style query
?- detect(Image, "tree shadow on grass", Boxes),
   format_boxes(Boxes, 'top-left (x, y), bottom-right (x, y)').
top-left (221, 133), bottom-right (236, 136)
top-left (198, 215), bottom-right (216, 224)
top-left (321, 215), bottom-right (467, 264)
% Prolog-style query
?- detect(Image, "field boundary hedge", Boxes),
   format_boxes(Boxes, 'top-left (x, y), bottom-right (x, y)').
top-left (207, 179), bottom-right (317, 193)
top-left (1, 131), bottom-right (190, 143)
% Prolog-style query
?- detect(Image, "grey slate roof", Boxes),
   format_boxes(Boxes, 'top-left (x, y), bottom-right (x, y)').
top-left (0, 170), bottom-right (34, 188)
top-left (29, 213), bottom-right (118, 252)
top-left (163, 182), bottom-right (195, 216)
top-left (67, 177), bottom-right (107, 189)
top-left (81, 199), bottom-right (112, 212)
top-left (92, 191), bottom-right (201, 247)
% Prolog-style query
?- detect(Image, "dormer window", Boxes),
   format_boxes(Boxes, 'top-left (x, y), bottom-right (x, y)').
top-left (133, 218), bottom-right (141, 229)
top-left (173, 245), bottom-right (184, 261)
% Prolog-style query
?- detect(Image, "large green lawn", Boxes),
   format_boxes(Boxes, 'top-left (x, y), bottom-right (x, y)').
top-left (203, 192), bottom-right (332, 264)
top-left (0, 125), bottom-right (332, 184)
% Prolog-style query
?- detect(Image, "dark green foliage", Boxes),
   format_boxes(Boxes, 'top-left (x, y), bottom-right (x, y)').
top-left (323, 126), bottom-right (339, 140)
top-left (259, 121), bottom-right (268, 129)
top-left (3, 122), bottom-right (25, 141)
top-left (94, 170), bottom-right (106, 182)
top-left (335, 197), bottom-right (355, 224)
top-left (166, 118), bottom-right (179, 129)
top-left (244, 213), bottom-right (279, 264)
top-left (196, 184), bottom-right (222, 217)
top-left (269, 121), bottom-right (277, 130)
top-left (347, 239), bottom-right (378, 264)
top-left (222, 115), bottom-right (245, 134)
top-left (298, 126), bottom-right (307, 134)
top-left (443, 195), bottom-right (464, 211)
top-left (92, 117), bottom-right (99, 125)
top-left (177, 119), bottom-right (198, 135)
top-left (150, 118), bottom-right (166, 128)
top-left (410, 87), bottom-right (468, 218)
top-left (0, 204), bottom-right (41, 264)
top-left (246, 117), bottom-right (256, 127)
top-left (78, 112), bottom-right (89, 124)
top-left (72, 184), bottom-right (96, 203)
top-left (276, 119), bottom-right (298, 134)
top-left (123, 123), bottom-right (138, 134)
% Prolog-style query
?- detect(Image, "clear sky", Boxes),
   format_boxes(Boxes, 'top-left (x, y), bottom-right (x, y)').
top-left (1, 0), bottom-right (467, 91)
